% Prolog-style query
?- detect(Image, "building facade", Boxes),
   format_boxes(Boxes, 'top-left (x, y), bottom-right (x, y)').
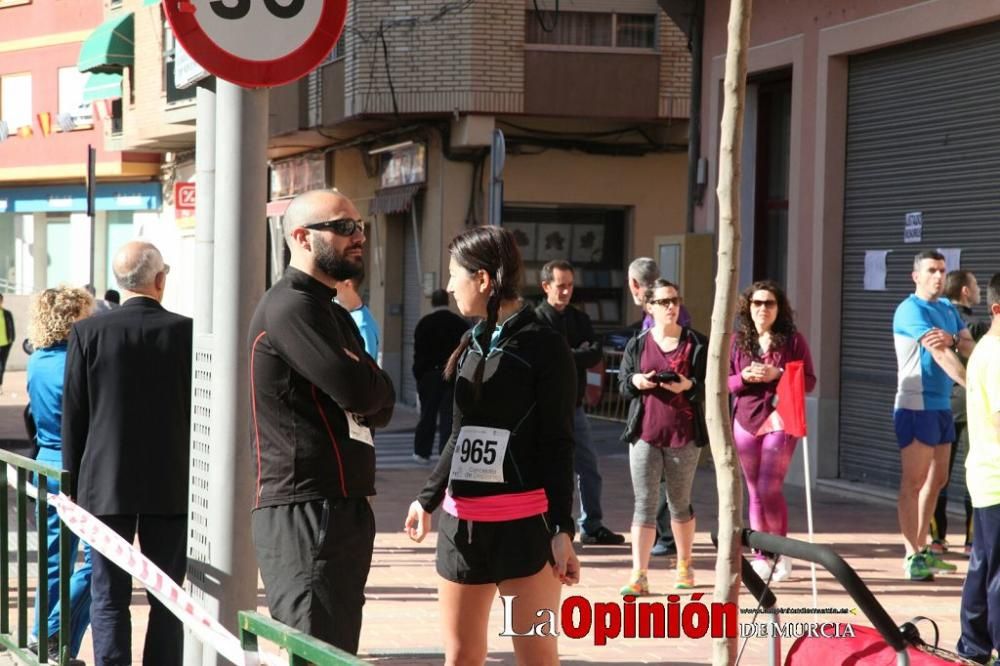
top-left (104, 0), bottom-right (696, 406)
top-left (0, 0), bottom-right (163, 370)
top-left (697, 0), bottom-right (1000, 491)
top-left (266, 0), bottom-right (696, 404)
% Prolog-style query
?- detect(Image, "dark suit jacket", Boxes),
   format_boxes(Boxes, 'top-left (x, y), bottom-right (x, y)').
top-left (1, 309), bottom-right (14, 349)
top-left (62, 297), bottom-right (193, 515)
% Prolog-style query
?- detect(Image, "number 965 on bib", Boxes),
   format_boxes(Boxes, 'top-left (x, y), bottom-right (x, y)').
top-left (449, 426), bottom-right (511, 483)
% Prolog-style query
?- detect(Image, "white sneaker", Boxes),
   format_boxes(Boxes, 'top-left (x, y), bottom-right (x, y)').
top-left (771, 556), bottom-right (793, 582)
top-left (750, 558), bottom-right (773, 580)
top-left (411, 453), bottom-right (431, 465)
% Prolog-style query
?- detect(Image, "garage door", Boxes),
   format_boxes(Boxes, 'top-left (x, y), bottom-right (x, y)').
top-left (840, 21), bottom-right (1000, 491)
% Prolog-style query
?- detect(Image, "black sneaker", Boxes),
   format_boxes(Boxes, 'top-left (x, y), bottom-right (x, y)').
top-left (580, 527), bottom-right (626, 545)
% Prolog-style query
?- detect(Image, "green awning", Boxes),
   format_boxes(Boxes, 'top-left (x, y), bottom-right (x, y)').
top-left (82, 72), bottom-right (123, 102)
top-left (143, 0), bottom-right (159, 5)
top-left (77, 12), bottom-right (134, 73)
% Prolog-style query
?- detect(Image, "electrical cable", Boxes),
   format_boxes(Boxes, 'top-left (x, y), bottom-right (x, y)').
top-left (378, 23), bottom-right (400, 118)
top-left (532, 0), bottom-right (559, 32)
top-left (498, 119), bottom-right (646, 140)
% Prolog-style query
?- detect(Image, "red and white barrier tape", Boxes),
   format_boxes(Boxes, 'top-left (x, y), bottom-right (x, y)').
top-left (11, 470), bottom-right (281, 665)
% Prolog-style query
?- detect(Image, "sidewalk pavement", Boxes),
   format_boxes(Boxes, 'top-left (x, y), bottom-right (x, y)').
top-left (0, 375), bottom-right (969, 664)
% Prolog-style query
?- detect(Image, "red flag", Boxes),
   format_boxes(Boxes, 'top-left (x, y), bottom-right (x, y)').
top-left (37, 112), bottom-right (52, 137)
top-left (776, 360), bottom-right (808, 437)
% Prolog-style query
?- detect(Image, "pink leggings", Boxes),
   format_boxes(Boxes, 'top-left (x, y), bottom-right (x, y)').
top-left (733, 420), bottom-right (798, 550)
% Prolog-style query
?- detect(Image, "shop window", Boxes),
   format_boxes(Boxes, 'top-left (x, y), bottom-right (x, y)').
top-left (525, 11), bottom-right (656, 50)
top-left (503, 206), bottom-right (627, 327)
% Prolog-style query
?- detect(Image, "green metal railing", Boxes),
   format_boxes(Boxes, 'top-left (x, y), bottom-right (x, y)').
top-left (239, 611), bottom-right (368, 665)
top-left (0, 448), bottom-right (72, 666)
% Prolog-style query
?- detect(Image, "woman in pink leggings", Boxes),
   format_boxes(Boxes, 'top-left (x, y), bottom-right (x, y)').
top-left (729, 280), bottom-right (815, 582)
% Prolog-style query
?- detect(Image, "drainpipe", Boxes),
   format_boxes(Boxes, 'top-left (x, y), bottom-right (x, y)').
top-left (685, 0), bottom-right (705, 233)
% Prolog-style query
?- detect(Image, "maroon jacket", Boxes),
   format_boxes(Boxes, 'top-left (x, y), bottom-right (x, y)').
top-left (728, 331), bottom-right (816, 434)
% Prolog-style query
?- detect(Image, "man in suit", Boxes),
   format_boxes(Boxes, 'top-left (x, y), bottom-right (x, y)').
top-left (411, 288), bottom-right (469, 463)
top-left (63, 241), bottom-right (193, 665)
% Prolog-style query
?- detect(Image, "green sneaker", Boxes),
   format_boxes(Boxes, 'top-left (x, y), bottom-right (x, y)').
top-left (904, 553), bottom-right (934, 581)
top-left (921, 547), bottom-right (957, 573)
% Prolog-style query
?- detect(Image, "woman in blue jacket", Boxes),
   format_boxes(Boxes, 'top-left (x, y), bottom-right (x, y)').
top-left (27, 287), bottom-right (94, 663)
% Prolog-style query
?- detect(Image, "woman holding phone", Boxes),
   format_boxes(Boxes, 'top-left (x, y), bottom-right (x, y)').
top-left (618, 279), bottom-right (708, 594)
top-left (729, 280), bottom-right (816, 582)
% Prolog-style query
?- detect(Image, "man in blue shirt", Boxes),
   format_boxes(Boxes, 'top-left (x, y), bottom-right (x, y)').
top-left (893, 250), bottom-right (975, 581)
top-left (335, 273), bottom-right (380, 365)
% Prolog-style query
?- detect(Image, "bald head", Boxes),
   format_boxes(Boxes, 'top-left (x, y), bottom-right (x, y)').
top-left (283, 189), bottom-right (366, 288)
top-left (113, 241), bottom-right (168, 301)
top-left (283, 190), bottom-right (360, 245)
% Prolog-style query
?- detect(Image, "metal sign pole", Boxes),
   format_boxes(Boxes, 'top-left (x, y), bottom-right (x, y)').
top-left (488, 129), bottom-right (505, 226)
top-left (183, 80), bottom-right (216, 666)
top-left (186, 80), bottom-right (267, 665)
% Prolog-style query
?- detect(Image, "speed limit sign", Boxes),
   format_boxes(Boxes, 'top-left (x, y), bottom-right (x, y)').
top-left (164, 0), bottom-right (348, 88)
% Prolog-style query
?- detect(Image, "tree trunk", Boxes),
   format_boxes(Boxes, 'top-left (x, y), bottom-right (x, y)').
top-left (709, 1), bottom-right (752, 665)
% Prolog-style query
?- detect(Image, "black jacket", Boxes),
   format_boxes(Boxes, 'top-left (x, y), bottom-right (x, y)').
top-left (534, 302), bottom-right (602, 405)
top-left (62, 297), bottom-right (193, 514)
top-left (951, 303), bottom-right (990, 424)
top-left (1, 309), bottom-right (13, 349)
top-left (618, 326), bottom-right (709, 446)
top-left (416, 306), bottom-right (577, 536)
top-left (412, 308), bottom-right (469, 379)
top-left (247, 268), bottom-right (395, 508)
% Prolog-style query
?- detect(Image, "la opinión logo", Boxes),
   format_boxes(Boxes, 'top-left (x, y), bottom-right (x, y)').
top-left (498, 594), bottom-right (738, 646)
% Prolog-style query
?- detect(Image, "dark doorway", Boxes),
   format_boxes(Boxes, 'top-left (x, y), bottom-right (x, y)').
top-left (752, 77), bottom-right (791, 286)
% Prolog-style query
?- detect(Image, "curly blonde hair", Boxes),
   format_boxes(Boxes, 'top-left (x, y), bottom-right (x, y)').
top-left (28, 287), bottom-right (94, 349)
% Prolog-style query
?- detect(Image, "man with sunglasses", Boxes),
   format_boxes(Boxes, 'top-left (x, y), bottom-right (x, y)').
top-left (536, 259), bottom-right (625, 546)
top-left (247, 189), bottom-right (395, 653)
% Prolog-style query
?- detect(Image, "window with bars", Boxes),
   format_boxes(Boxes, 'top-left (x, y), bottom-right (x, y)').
top-left (525, 11), bottom-right (656, 50)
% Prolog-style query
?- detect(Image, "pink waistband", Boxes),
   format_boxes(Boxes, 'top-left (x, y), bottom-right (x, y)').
top-left (442, 488), bottom-right (549, 522)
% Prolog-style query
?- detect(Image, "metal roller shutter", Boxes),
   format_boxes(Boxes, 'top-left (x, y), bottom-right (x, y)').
top-left (840, 21), bottom-right (1000, 490)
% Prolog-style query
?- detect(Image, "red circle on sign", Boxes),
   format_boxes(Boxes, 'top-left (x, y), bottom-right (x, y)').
top-left (164, 0), bottom-right (348, 89)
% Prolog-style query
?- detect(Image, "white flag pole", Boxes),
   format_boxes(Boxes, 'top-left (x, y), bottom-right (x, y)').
top-left (802, 434), bottom-right (818, 607)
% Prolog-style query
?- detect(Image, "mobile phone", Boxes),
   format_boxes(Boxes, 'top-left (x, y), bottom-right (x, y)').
top-left (654, 370), bottom-right (680, 383)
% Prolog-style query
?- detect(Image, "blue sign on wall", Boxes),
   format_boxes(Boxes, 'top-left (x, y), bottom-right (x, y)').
top-left (0, 182), bottom-right (161, 214)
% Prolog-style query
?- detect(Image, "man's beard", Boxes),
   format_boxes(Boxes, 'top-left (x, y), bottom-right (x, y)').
top-left (313, 235), bottom-right (364, 281)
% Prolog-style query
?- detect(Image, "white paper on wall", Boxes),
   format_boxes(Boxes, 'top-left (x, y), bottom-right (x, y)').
top-left (937, 248), bottom-right (961, 271)
top-left (864, 250), bottom-right (891, 291)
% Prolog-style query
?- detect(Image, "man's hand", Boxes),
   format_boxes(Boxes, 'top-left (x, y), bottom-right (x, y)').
top-left (921, 328), bottom-right (953, 351)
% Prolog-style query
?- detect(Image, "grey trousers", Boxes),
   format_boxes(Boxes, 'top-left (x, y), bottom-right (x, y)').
top-left (629, 439), bottom-right (700, 525)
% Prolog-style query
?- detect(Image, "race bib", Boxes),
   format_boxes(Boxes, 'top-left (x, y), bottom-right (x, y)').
top-left (346, 412), bottom-right (374, 447)
top-left (450, 426), bottom-right (510, 483)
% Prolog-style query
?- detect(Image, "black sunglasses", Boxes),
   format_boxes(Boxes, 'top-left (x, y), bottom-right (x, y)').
top-left (649, 297), bottom-right (680, 307)
top-left (303, 218), bottom-right (366, 236)
top-left (750, 299), bottom-right (777, 308)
